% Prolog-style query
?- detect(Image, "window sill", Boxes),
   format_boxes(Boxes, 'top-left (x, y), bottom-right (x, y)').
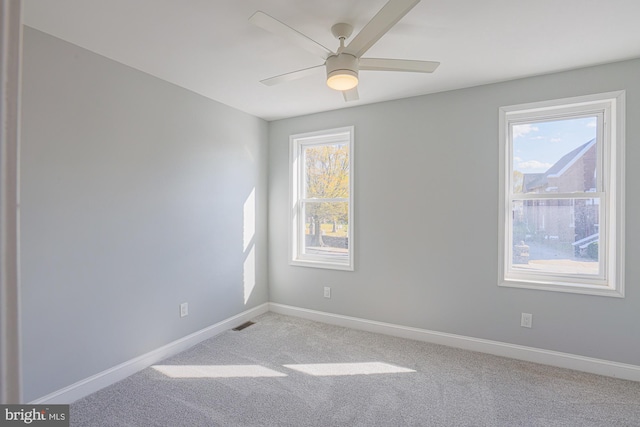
top-left (290, 258), bottom-right (354, 271)
top-left (499, 279), bottom-right (623, 298)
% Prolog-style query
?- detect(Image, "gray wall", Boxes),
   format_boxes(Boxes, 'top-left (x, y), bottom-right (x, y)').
top-left (269, 59), bottom-right (640, 366)
top-left (20, 27), bottom-right (269, 402)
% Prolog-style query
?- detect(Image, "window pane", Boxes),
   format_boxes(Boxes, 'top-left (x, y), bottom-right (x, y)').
top-left (304, 143), bottom-right (349, 199)
top-left (302, 201), bottom-right (349, 260)
top-left (512, 116), bottom-right (598, 194)
top-left (511, 198), bottom-right (600, 276)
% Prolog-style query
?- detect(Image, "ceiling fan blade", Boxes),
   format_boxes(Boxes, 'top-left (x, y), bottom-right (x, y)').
top-left (260, 65), bottom-right (325, 86)
top-left (344, 0), bottom-right (420, 58)
top-left (359, 58), bottom-right (439, 73)
top-left (249, 11), bottom-right (332, 60)
top-left (343, 87), bottom-right (359, 102)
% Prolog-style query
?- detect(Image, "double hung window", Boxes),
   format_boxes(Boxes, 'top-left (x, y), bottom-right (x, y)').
top-left (499, 92), bottom-right (625, 296)
top-left (290, 127), bottom-right (354, 270)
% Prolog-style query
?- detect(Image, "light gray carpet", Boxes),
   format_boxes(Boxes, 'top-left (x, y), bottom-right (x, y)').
top-left (71, 313), bottom-right (640, 426)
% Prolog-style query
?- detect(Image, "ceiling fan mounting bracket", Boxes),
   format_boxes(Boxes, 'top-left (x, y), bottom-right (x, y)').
top-left (331, 23), bottom-right (353, 41)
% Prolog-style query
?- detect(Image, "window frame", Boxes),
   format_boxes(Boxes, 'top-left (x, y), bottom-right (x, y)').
top-left (289, 126), bottom-right (354, 271)
top-left (498, 91), bottom-right (625, 297)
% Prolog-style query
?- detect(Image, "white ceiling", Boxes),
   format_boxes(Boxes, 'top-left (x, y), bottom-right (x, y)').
top-left (23, 0), bottom-right (640, 121)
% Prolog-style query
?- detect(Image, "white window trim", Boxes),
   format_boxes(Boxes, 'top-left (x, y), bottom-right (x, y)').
top-left (498, 91), bottom-right (625, 297)
top-left (289, 126), bottom-right (354, 271)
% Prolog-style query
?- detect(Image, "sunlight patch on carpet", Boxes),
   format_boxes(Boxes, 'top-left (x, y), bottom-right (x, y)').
top-left (152, 364), bottom-right (287, 378)
top-left (283, 362), bottom-right (415, 376)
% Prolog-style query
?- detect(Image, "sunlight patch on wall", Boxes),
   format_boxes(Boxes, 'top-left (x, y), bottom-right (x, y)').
top-left (243, 246), bottom-right (256, 304)
top-left (243, 188), bottom-right (255, 252)
top-left (243, 188), bottom-right (256, 304)
top-left (283, 362), bottom-right (415, 376)
top-left (152, 365), bottom-right (287, 378)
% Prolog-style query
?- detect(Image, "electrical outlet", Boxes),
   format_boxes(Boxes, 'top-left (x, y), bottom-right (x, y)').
top-left (180, 302), bottom-right (188, 318)
top-left (521, 312), bottom-right (532, 328)
top-left (324, 287), bottom-right (331, 299)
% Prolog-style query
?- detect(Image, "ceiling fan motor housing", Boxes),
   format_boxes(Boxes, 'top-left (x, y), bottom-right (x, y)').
top-left (326, 53), bottom-right (359, 90)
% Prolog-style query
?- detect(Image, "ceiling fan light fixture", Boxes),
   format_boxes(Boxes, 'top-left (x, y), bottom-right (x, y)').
top-left (327, 70), bottom-right (358, 91)
top-left (326, 53), bottom-right (359, 91)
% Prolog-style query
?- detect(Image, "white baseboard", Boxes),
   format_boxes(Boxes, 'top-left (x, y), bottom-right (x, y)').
top-left (269, 303), bottom-right (640, 382)
top-left (30, 303), bottom-right (269, 404)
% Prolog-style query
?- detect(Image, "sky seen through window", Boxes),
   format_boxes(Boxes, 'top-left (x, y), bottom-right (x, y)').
top-left (513, 117), bottom-right (597, 174)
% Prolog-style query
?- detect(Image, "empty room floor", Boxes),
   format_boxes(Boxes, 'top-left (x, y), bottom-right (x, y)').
top-left (70, 313), bottom-right (640, 426)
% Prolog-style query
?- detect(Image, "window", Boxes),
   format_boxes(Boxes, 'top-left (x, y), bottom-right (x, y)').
top-left (499, 92), bottom-right (625, 297)
top-left (290, 127), bottom-right (354, 270)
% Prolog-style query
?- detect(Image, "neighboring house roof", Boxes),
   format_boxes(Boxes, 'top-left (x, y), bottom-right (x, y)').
top-left (522, 138), bottom-right (596, 192)
top-left (522, 173), bottom-right (546, 192)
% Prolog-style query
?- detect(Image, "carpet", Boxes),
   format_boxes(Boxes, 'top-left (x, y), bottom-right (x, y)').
top-left (70, 312), bottom-right (640, 426)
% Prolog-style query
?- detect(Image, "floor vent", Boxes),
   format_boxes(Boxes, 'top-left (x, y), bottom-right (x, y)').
top-left (232, 321), bottom-right (255, 331)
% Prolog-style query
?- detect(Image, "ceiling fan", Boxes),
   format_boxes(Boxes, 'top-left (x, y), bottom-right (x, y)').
top-left (249, 0), bottom-right (439, 102)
